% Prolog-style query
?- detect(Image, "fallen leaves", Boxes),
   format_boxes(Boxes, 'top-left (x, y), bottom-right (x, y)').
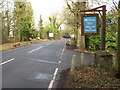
top-left (57, 66), bottom-right (120, 88)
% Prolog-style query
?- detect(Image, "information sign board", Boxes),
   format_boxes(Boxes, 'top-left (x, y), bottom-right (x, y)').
top-left (81, 14), bottom-right (99, 35)
top-left (49, 33), bottom-right (54, 37)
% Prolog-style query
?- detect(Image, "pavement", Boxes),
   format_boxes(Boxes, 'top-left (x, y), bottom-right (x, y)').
top-left (1, 40), bottom-right (95, 89)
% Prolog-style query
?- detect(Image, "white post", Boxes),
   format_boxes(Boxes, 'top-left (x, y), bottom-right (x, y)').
top-left (70, 55), bottom-right (76, 72)
top-left (80, 53), bottom-right (84, 66)
top-left (113, 56), bottom-right (116, 67)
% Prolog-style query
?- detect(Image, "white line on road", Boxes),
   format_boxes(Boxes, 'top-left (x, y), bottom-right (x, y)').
top-left (59, 46), bottom-right (65, 60)
top-left (62, 49), bottom-right (65, 53)
top-left (61, 53), bottom-right (63, 56)
top-left (48, 68), bottom-right (59, 89)
top-left (60, 56), bottom-right (62, 59)
top-left (58, 61), bottom-right (61, 64)
top-left (0, 58), bottom-right (14, 66)
top-left (28, 46), bottom-right (43, 53)
top-left (46, 43), bottom-right (51, 46)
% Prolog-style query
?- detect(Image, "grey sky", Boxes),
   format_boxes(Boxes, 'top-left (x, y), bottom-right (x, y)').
top-left (27, 0), bottom-right (119, 27)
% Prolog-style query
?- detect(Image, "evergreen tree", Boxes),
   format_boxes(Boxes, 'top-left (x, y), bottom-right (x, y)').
top-left (13, 1), bottom-right (34, 41)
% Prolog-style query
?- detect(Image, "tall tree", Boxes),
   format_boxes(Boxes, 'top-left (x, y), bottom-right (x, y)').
top-left (0, 12), bottom-right (2, 44)
top-left (38, 15), bottom-right (44, 39)
top-left (63, 0), bottom-right (88, 49)
top-left (13, 1), bottom-right (34, 41)
top-left (0, 0), bottom-right (13, 43)
top-left (45, 14), bottom-right (61, 39)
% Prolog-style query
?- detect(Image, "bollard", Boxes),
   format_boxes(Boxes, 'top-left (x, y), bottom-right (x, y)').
top-left (80, 53), bottom-right (84, 66)
top-left (113, 56), bottom-right (116, 67)
top-left (70, 55), bottom-right (76, 72)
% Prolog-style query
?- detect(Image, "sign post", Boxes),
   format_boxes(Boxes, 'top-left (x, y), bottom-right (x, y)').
top-left (101, 5), bottom-right (106, 51)
top-left (80, 5), bottom-right (106, 51)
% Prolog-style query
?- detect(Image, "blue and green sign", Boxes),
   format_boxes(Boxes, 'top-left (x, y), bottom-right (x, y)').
top-left (81, 14), bottom-right (99, 35)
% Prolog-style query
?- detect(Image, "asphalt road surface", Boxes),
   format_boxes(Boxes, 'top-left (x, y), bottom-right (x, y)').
top-left (1, 40), bottom-right (95, 89)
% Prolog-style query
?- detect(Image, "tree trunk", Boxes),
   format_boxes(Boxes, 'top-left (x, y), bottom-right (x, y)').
top-left (77, 27), bottom-right (85, 50)
top-left (0, 17), bottom-right (2, 44)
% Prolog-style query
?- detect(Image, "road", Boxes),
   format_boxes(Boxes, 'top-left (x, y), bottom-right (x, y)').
top-left (1, 40), bottom-right (95, 89)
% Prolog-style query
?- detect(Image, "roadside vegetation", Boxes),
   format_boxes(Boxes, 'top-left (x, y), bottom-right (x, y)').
top-left (0, 0), bottom-right (62, 44)
top-left (0, 39), bottom-right (52, 52)
top-left (63, 0), bottom-right (118, 55)
top-left (57, 66), bottom-right (120, 88)
top-left (0, 0), bottom-right (62, 52)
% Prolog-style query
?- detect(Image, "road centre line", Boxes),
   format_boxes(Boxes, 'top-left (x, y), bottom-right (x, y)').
top-left (48, 68), bottom-right (59, 89)
top-left (0, 58), bottom-right (14, 66)
top-left (61, 53), bottom-right (63, 56)
top-left (60, 56), bottom-right (62, 59)
top-left (58, 61), bottom-right (61, 64)
top-left (28, 46), bottom-right (43, 53)
top-left (62, 49), bottom-right (65, 53)
top-left (60, 46), bottom-right (65, 60)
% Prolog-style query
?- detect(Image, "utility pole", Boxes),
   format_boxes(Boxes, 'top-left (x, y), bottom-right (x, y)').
top-left (116, 0), bottom-right (120, 77)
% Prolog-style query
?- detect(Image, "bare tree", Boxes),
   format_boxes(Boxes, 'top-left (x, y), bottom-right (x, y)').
top-left (62, 0), bottom-right (88, 49)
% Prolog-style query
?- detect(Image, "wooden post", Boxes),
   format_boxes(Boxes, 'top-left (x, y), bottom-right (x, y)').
top-left (101, 5), bottom-right (106, 51)
top-left (70, 55), bottom-right (76, 72)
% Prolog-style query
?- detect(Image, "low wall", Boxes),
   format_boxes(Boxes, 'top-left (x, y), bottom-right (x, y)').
top-left (95, 51), bottom-right (113, 69)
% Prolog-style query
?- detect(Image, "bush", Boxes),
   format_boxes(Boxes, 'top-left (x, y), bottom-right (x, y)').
top-left (86, 32), bottom-right (117, 53)
top-left (88, 35), bottom-right (101, 51)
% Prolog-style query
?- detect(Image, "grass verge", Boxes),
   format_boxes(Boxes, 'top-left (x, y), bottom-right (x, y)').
top-left (0, 39), bottom-right (58, 52)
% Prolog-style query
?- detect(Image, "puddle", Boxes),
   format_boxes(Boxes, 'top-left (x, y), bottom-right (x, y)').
top-left (27, 72), bottom-right (53, 82)
top-left (34, 73), bottom-right (52, 80)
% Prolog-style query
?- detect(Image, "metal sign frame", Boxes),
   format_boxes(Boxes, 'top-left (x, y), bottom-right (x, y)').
top-left (81, 14), bottom-right (99, 35)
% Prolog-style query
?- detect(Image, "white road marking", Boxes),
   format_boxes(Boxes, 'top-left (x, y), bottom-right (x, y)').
top-left (58, 61), bottom-right (61, 64)
top-left (46, 43), bottom-right (51, 46)
top-left (0, 58), bottom-right (14, 66)
top-left (23, 57), bottom-right (58, 64)
top-left (60, 56), bottom-right (62, 59)
top-left (59, 45), bottom-right (65, 60)
top-left (62, 49), bottom-right (65, 53)
top-left (2, 42), bottom-right (42, 53)
top-left (61, 53), bottom-right (63, 56)
top-left (48, 68), bottom-right (59, 89)
top-left (29, 46), bottom-right (43, 53)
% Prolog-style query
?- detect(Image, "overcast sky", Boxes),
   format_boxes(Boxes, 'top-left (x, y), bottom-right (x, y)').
top-left (27, 0), bottom-right (119, 27)
top-left (27, 0), bottom-right (65, 27)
